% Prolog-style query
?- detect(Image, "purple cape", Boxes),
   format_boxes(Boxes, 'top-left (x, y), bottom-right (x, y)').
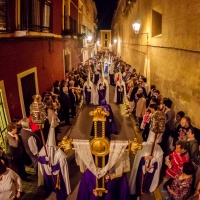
top-left (77, 169), bottom-right (130, 200)
top-left (135, 157), bottom-right (158, 196)
top-left (100, 100), bottom-right (118, 139)
top-left (84, 86), bottom-right (92, 104)
top-left (38, 156), bottom-right (68, 200)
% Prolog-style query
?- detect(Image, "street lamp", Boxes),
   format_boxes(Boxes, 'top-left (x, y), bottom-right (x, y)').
top-left (132, 19), bottom-right (148, 42)
top-left (132, 19), bottom-right (149, 89)
top-left (87, 35), bottom-right (92, 42)
top-left (113, 39), bottom-right (117, 44)
top-left (132, 19), bottom-right (141, 34)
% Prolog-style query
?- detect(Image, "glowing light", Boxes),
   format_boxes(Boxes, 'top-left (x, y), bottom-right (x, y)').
top-left (87, 36), bottom-right (92, 42)
top-left (132, 19), bottom-right (141, 33)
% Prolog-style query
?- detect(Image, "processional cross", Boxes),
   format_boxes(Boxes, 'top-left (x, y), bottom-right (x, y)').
top-left (59, 106), bottom-right (142, 197)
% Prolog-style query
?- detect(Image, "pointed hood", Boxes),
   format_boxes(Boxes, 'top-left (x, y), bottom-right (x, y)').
top-left (39, 118), bottom-right (58, 164)
top-left (119, 71), bottom-right (123, 83)
top-left (46, 119), bottom-right (57, 147)
top-left (87, 70), bottom-right (90, 84)
top-left (101, 65), bottom-right (104, 80)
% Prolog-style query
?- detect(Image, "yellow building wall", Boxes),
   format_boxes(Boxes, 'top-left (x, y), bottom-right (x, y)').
top-left (112, 0), bottom-right (200, 128)
top-left (100, 30), bottom-right (111, 47)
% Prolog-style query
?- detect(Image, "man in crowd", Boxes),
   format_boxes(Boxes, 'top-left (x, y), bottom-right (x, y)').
top-left (5, 122), bottom-right (28, 181)
top-left (165, 140), bottom-right (190, 178)
top-left (20, 118), bottom-right (42, 173)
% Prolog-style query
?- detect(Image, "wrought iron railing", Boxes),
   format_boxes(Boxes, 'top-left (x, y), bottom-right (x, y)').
top-left (63, 15), bottom-right (78, 36)
top-left (20, 0), bottom-right (52, 32)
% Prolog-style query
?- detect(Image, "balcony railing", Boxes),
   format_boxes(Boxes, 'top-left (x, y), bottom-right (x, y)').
top-left (63, 15), bottom-right (78, 36)
top-left (20, 0), bottom-right (52, 32)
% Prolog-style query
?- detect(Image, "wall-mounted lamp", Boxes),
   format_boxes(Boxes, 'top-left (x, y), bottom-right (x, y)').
top-left (97, 40), bottom-right (100, 45)
top-left (132, 19), bottom-right (148, 42)
top-left (132, 19), bottom-right (141, 34)
top-left (132, 19), bottom-right (149, 82)
top-left (113, 39), bottom-right (117, 44)
top-left (87, 35), bottom-right (92, 42)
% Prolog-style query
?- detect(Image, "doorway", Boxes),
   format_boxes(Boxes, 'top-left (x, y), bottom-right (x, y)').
top-left (17, 67), bottom-right (39, 118)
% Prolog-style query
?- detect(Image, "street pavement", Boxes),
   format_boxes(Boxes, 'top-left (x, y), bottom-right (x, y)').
top-left (20, 84), bottom-right (163, 200)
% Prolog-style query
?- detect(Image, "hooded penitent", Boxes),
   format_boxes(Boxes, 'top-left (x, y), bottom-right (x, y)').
top-left (83, 70), bottom-right (95, 104)
top-left (114, 72), bottom-right (127, 104)
top-left (95, 67), bottom-right (109, 105)
top-left (38, 121), bottom-right (71, 200)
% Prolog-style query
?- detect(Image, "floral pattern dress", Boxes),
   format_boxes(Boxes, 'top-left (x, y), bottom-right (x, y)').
top-left (170, 175), bottom-right (193, 200)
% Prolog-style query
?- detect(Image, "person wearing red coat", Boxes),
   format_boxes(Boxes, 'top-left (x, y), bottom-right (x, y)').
top-left (165, 140), bottom-right (190, 178)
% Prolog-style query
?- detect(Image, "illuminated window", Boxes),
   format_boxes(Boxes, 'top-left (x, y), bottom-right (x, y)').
top-left (0, 0), bottom-right (6, 31)
top-left (0, 89), bottom-right (8, 151)
top-left (105, 41), bottom-right (107, 47)
top-left (0, 0), bottom-right (12, 32)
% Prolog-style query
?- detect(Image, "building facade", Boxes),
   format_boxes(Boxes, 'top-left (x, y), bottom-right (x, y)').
top-left (99, 30), bottom-right (112, 51)
top-left (112, 0), bottom-right (200, 127)
top-left (0, 0), bottom-right (97, 146)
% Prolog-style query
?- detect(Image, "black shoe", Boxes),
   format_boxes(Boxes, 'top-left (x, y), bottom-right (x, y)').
top-left (21, 177), bottom-right (31, 182)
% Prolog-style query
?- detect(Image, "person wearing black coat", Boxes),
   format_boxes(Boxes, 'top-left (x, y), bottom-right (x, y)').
top-left (60, 86), bottom-right (72, 125)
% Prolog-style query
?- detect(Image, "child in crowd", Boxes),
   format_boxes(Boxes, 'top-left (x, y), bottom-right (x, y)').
top-left (141, 109), bottom-right (151, 141)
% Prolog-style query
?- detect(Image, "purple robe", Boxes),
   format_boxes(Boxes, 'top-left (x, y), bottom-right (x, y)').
top-left (38, 156), bottom-right (68, 200)
top-left (100, 100), bottom-right (118, 139)
top-left (104, 64), bottom-right (108, 73)
top-left (77, 169), bottom-right (130, 200)
top-left (98, 83), bottom-right (107, 105)
top-left (84, 86), bottom-right (92, 105)
top-left (116, 85), bottom-right (125, 104)
top-left (109, 74), bottom-right (114, 85)
top-left (135, 157), bottom-right (158, 195)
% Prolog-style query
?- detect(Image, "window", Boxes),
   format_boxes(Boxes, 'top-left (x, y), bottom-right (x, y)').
top-left (21, 0), bottom-right (52, 32)
top-left (69, 16), bottom-right (77, 35)
top-left (105, 41), bottom-right (107, 47)
top-left (0, 0), bottom-right (7, 31)
top-left (0, 0), bottom-right (11, 32)
top-left (105, 33), bottom-right (107, 39)
top-left (43, 0), bottom-right (51, 32)
top-left (152, 10), bottom-right (162, 37)
top-left (63, 0), bottom-right (77, 35)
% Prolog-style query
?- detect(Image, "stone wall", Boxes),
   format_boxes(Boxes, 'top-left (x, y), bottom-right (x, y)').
top-left (112, 0), bottom-right (200, 127)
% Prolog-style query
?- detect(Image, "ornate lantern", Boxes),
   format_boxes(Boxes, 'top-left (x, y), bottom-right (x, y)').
top-left (30, 94), bottom-right (46, 126)
top-left (30, 94), bottom-right (48, 156)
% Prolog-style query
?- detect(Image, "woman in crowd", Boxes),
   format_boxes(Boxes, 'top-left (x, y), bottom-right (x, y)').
top-left (164, 162), bottom-right (195, 200)
top-left (192, 144), bottom-right (200, 199)
top-left (0, 160), bottom-right (22, 200)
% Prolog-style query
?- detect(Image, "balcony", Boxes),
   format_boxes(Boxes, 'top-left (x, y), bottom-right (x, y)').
top-left (62, 15), bottom-right (78, 36)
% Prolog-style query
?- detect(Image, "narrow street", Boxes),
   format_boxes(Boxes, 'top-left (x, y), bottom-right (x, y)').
top-left (20, 83), bottom-right (158, 200)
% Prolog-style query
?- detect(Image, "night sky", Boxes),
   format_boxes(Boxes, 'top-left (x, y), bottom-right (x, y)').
top-left (94, 0), bottom-right (118, 30)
